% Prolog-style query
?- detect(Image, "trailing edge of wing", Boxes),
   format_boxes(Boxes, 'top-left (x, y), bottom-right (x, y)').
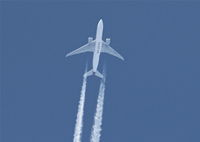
top-left (66, 41), bottom-right (95, 57)
top-left (101, 42), bottom-right (124, 60)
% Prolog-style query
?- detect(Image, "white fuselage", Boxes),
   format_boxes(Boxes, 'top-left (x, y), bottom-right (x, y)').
top-left (93, 20), bottom-right (103, 73)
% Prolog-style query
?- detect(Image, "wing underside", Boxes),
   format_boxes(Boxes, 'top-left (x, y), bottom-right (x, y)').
top-left (66, 40), bottom-right (124, 61)
top-left (101, 42), bottom-right (124, 60)
top-left (66, 41), bottom-right (95, 57)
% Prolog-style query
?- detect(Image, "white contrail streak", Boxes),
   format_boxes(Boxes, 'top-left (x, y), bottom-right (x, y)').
top-left (73, 74), bottom-right (87, 142)
top-left (90, 78), bottom-right (106, 142)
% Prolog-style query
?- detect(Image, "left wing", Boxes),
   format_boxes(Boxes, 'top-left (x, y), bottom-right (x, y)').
top-left (101, 42), bottom-right (124, 60)
top-left (66, 41), bottom-right (95, 57)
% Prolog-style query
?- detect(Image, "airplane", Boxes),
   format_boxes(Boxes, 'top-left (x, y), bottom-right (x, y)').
top-left (66, 19), bottom-right (124, 79)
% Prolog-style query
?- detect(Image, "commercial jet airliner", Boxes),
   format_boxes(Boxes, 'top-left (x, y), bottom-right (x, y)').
top-left (66, 19), bottom-right (124, 79)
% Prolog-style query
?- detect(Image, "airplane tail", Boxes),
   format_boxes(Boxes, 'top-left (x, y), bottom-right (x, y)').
top-left (84, 69), bottom-right (104, 79)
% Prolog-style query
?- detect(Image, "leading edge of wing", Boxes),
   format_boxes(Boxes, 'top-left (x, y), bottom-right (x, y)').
top-left (101, 42), bottom-right (124, 61)
top-left (65, 41), bottom-right (95, 57)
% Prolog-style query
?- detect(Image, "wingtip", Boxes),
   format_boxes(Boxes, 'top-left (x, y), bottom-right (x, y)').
top-left (120, 56), bottom-right (125, 61)
top-left (65, 54), bottom-right (70, 58)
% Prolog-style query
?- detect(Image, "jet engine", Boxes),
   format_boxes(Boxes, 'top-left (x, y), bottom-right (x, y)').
top-left (88, 37), bottom-right (93, 43)
top-left (106, 38), bottom-right (111, 45)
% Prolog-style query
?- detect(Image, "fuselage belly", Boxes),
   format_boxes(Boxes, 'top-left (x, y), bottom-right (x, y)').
top-left (93, 20), bottom-right (103, 73)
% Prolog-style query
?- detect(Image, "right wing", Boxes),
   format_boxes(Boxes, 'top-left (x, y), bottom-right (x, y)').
top-left (101, 42), bottom-right (124, 60)
top-left (66, 41), bottom-right (95, 57)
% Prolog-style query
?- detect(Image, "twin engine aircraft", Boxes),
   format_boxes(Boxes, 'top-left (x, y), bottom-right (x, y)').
top-left (66, 19), bottom-right (124, 79)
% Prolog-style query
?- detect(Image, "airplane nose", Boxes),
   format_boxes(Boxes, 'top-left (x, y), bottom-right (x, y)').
top-left (98, 19), bottom-right (103, 25)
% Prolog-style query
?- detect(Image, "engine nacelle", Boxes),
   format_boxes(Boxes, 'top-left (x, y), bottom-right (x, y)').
top-left (106, 38), bottom-right (111, 45)
top-left (88, 37), bottom-right (93, 43)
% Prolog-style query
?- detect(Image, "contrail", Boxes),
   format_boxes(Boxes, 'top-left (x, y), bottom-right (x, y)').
top-left (90, 73), bottom-right (106, 142)
top-left (73, 70), bottom-right (88, 142)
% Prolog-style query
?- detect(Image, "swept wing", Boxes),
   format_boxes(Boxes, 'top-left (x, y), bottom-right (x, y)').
top-left (101, 42), bottom-right (124, 60)
top-left (66, 41), bottom-right (95, 57)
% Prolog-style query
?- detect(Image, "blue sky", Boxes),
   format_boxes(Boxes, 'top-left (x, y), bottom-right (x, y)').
top-left (1, 1), bottom-right (200, 142)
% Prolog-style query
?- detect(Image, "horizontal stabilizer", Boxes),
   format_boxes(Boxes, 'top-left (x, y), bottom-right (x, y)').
top-left (83, 69), bottom-right (93, 78)
top-left (83, 69), bottom-right (104, 79)
top-left (95, 71), bottom-right (103, 79)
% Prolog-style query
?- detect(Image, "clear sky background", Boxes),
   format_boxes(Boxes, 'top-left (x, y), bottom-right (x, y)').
top-left (1, 1), bottom-right (200, 142)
